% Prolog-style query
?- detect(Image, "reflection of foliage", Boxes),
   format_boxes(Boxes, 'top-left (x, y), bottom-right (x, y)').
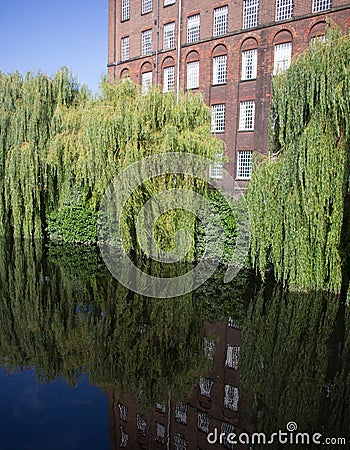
top-left (248, 26), bottom-right (350, 292)
top-left (0, 239), bottom-right (213, 410)
top-left (239, 282), bottom-right (341, 447)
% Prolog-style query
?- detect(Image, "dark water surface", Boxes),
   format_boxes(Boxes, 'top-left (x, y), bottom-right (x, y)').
top-left (0, 240), bottom-right (348, 449)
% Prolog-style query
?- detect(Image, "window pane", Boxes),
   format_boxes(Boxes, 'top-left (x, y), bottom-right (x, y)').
top-left (142, 29), bottom-right (152, 55)
top-left (243, 0), bottom-right (259, 29)
top-left (122, 0), bottom-right (130, 21)
top-left (312, 0), bottom-right (332, 12)
top-left (211, 104), bottom-right (225, 133)
top-left (213, 55), bottom-right (227, 85)
top-left (187, 14), bottom-right (200, 43)
top-left (213, 6), bottom-right (228, 36)
top-left (199, 377), bottom-right (213, 397)
top-left (273, 42), bottom-right (292, 75)
top-left (276, 0), bottom-right (294, 21)
top-left (224, 385), bottom-right (239, 411)
top-left (164, 0), bottom-right (176, 4)
top-left (198, 412), bottom-right (210, 433)
top-left (242, 49), bottom-right (257, 80)
top-left (142, 71), bottom-right (152, 94)
top-left (163, 22), bottom-right (175, 49)
top-left (121, 36), bottom-right (130, 61)
top-left (187, 60), bottom-right (199, 89)
top-left (142, 0), bottom-right (152, 14)
top-left (163, 66), bottom-right (175, 92)
top-left (239, 100), bottom-right (255, 130)
top-left (237, 150), bottom-right (253, 179)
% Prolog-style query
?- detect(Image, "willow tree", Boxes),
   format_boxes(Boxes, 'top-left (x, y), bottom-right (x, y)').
top-left (248, 26), bottom-right (350, 293)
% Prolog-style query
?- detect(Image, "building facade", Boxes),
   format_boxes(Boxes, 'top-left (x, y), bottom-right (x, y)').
top-left (108, 0), bottom-right (350, 189)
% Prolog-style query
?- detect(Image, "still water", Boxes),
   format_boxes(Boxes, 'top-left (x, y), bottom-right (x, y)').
top-left (0, 240), bottom-right (348, 449)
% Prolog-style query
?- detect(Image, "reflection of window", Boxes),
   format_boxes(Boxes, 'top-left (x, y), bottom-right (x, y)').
top-left (226, 345), bottom-right (240, 369)
top-left (120, 426), bottom-right (129, 447)
top-left (199, 377), bottom-right (214, 397)
top-left (239, 100), bottom-right (255, 130)
top-left (175, 403), bottom-right (188, 424)
top-left (163, 22), bottom-right (175, 49)
top-left (142, 0), bottom-right (152, 14)
top-left (273, 42), bottom-right (292, 75)
top-left (187, 14), bottom-right (200, 43)
top-left (224, 384), bottom-right (239, 411)
top-left (156, 402), bottom-right (166, 413)
top-left (312, 0), bottom-right (332, 12)
top-left (137, 415), bottom-right (147, 436)
top-left (163, 66), bottom-right (175, 92)
top-left (118, 403), bottom-right (128, 421)
top-left (213, 6), bottom-right (228, 36)
top-left (213, 55), bottom-right (227, 85)
top-left (142, 71), bottom-right (152, 94)
top-left (187, 61), bottom-right (199, 89)
top-left (198, 412), bottom-right (210, 433)
top-left (275, 0), bottom-right (294, 21)
top-left (204, 338), bottom-right (215, 360)
top-left (122, 0), bottom-right (130, 21)
top-left (242, 48), bottom-right (257, 80)
top-left (156, 423), bottom-right (165, 444)
top-left (164, 0), bottom-right (176, 4)
top-left (237, 150), bottom-right (253, 179)
top-left (243, 0), bottom-right (259, 29)
top-left (142, 29), bottom-right (152, 55)
top-left (121, 36), bottom-right (130, 61)
top-left (174, 432), bottom-right (187, 450)
top-left (211, 104), bottom-right (225, 133)
top-left (221, 422), bottom-right (235, 450)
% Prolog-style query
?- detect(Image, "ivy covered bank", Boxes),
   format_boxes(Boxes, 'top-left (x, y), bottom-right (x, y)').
top-left (248, 26), bottom-right (350, 294)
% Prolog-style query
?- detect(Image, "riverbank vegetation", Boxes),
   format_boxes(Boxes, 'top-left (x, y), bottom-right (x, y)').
top-left (248, 26), bottom-right (350, 294)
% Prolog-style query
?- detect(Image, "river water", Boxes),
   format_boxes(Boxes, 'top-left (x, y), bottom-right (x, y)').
top-left (0, 240), bottom-right (348, 449)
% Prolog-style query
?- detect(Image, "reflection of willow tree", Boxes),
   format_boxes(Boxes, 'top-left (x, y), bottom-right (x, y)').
top-left (0, 239), bottom-right (214, 409)
top-left (239, 283), bottom-right (341, 443)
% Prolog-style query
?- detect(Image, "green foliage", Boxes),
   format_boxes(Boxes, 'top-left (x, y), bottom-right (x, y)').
top-left (248, 26), bottom-right (350, 292)
top-left (0, 71), bottom-right (222, 253)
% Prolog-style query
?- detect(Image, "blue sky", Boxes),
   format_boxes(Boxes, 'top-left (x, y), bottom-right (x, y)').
top-left (0, 0), bottom-right (108, 93)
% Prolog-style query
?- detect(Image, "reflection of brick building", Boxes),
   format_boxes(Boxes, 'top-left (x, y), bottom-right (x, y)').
top-left (108, 0), bottom-right (350, 189)
top-left (108, 320), bottom-right (247, 449)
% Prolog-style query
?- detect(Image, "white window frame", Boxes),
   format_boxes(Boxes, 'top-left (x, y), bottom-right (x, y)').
top-left (239, 100), bottom-right (255, 130)
top-left (186, 60), bottom-right (199, 89)
top-left (142, 29), bottom-right (152, 55)
top-left (136, 415), bottom-right (147, 436)
top-left (163, 22), bottom-right (175, 50)
top-left (213, 5), bottom-right (228, 36)
top-left (211, 104), bottom-right (225, 133)
top-left (312, 0), bottom-right (332, 12)
top-left (275, 0), bottom-right (294, 21)
top-left (174, 433), bottom-right (187, 450)
top-left (241, 48), bottom-right (257, 80)
top-left (121, 36), bottom-right (130, 61)
top-left (141, 71), bottom-right (152, 94)
top-left (243, 0), bottom-right (259, 29)
top-left (164, 0), bottom-right (176, 5)
top-left (237, 150), bottom-right (253, 179)
top-left (118, 403), bottom-right (128, 421)
top-left (209, 153), bottom-right (224, 179)
top-left (142, 0), bottom-right (153, 14)
top-left (121, 0), bottom-right (130, 21)
top-left (221, 422), bottom-right (235, 450)
top-left (187, 14), bottom-right (200, 43)
top-left (213, 55), bottom-right (227, 85)
top-left (273, 42), bottom-right (292, 75)
top-left (163, 66), bottom-right (175, 92)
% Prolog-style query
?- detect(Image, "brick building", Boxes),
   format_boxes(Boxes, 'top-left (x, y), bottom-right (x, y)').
top-left (108, 0), bottom-right (350, 188)
top-left (108, 320), bottom-right (248, 449)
